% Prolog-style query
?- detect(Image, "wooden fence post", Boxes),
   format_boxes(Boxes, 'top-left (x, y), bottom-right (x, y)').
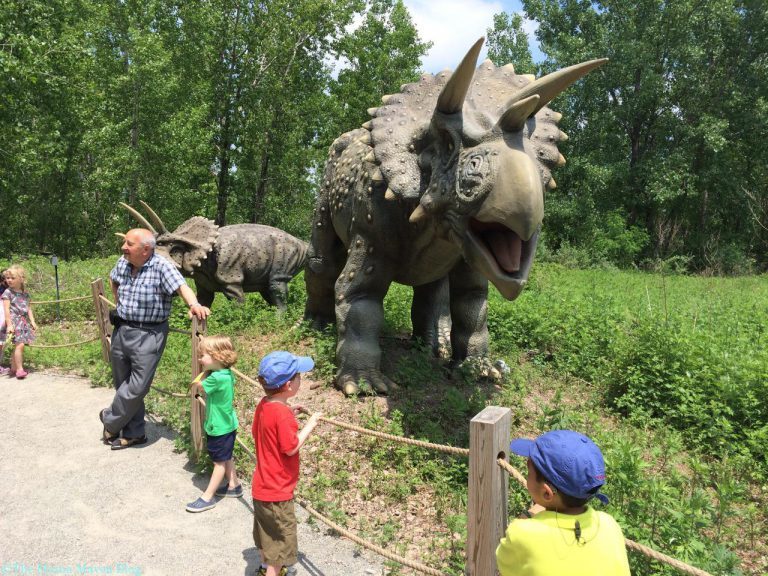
top-left (189, 316), bottom-right (207, 460)
top-left (466, 406), bottom-right (511, 576)
top-left (90, 278), bottom-right (112, 362)
top-left (190, 317), bottom-right (206, 380)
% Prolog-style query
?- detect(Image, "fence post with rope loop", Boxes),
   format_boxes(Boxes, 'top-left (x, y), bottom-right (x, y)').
top-left (467, 406), bottom-right (511, 576)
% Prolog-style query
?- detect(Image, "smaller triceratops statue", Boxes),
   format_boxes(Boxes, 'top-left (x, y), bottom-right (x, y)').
top-left (121, 201), bottom-right (308, 311)
top-left (304, 37), bottom-right (606, 395)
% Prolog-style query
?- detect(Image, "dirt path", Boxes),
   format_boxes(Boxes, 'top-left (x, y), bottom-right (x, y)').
top-left (0, 371), bottom-right (385, 576)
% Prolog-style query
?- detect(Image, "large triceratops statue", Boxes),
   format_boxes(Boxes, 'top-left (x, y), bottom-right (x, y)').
top-left (304, 38), bottom-right (606, 394)
top-left (121, 201), bottom-right (308, 311)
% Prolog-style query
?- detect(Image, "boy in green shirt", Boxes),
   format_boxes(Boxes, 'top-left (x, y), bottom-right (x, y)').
top-left (496, 430), bottom-right (631, 576)
top-left (186, 336), bottom-right (243, 512)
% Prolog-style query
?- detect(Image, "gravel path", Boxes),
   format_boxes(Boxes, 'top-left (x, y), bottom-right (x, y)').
top-left (0, 371), bottom-right (385, 576)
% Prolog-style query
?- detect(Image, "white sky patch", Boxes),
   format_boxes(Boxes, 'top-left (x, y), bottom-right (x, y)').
top-left (404, 0), bottom-right (505, 73)
top-left (402, 0), bottom-right (543, 73)
top-left (326, 0), bottom-right (542, 79)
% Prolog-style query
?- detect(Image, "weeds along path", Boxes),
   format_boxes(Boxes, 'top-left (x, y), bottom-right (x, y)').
top-left (0, 371), bottom-right (385, 576)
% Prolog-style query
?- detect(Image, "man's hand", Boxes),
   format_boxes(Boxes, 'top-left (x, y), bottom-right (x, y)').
top-left (187, 303), bottom-right (211, 320)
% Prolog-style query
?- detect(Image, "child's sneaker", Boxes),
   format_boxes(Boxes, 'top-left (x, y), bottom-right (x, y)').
top-left (214, 483), bottom-right (244, 498)
top-left (185, 496), bottom-right (216, 513)
top-left (16, 369), bottom-right (28, 379)
top-left (0, 367), bottom-right (9, 375)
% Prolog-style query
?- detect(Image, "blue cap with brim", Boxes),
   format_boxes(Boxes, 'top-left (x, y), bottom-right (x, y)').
top-left (511, 430), bottom-right (609, 505)
top-left (258, 351), bottom-right (315, 389)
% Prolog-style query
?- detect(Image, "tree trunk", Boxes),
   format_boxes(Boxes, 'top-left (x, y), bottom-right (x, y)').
top-left (250, 131), bottom-right (272, 223)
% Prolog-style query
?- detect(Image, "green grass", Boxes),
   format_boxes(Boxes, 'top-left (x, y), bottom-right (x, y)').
top-left (5, 255), bottom-right (766, 576)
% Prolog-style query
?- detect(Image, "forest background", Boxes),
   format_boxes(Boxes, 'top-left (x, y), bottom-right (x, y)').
top-left (2, 0), bottom-right (767, 274)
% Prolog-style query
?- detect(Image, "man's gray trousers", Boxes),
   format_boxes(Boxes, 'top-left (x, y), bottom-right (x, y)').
top-left (104, 322), bottom-right (169, 439)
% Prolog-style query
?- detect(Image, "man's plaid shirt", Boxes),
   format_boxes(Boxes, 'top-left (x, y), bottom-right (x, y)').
top-left (110, 253), bottom-right (186, 323)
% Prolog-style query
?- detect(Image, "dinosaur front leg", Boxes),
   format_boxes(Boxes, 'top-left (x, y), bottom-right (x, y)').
top-left (411, 277), bottom-right (451, 357)
top-left (448, 259), bottom-right (489, 360)
top-left (304, 211), bottom-right (345, 329)
top-left (334, 245), bottom-right (394, 395)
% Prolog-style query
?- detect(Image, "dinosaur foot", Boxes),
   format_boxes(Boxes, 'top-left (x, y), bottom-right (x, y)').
top-left (450, 356), bottom-right (510, 383)
top-left (302, 314), bottom-right (333, 332)
top-left (336, 370), bottom-right (398, 396)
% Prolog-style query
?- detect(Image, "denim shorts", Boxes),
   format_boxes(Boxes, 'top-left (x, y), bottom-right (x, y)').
top-left (206, 430), bottom-right (236, 462)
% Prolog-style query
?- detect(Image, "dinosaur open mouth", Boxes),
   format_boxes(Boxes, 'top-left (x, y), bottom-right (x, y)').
top-left (468, 219), bottom-right (535, 276)
top-left (463, 219), bottom-right (539, 300)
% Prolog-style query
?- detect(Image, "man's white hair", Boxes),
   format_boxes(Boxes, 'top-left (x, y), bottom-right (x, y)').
top-left (134, 228), bottom-right (156, 249)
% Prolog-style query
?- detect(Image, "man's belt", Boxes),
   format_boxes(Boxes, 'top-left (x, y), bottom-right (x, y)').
top-left (122, 319), bottom-right (166, 329)
top-left (109, 310), bottom-right (166, 329)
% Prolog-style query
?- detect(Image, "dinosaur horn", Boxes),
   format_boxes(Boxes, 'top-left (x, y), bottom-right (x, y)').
top-left (497, 95), bottom-right (540, 132)
top-left (138, 200), bottom-right (169, 234)
top-left (119, 202), bottom-right (157, 235)
top-left (505, 58), bottom-right (608, 117)
top-left (115, 232), bottom-right (126, 239)
top-left (436, 37), bottom-right (485, 114)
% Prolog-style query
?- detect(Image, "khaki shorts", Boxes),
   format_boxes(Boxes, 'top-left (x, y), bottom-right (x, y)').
top-left (253, 499), bottom-right (297, 567)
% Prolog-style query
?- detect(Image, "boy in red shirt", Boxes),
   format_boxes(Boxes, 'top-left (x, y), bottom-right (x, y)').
top-left (252, 351), bottom-right (321, 576)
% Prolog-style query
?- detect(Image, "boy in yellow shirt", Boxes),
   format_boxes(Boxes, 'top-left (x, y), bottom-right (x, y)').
top-left (496, 430), bottom-right (631, 576)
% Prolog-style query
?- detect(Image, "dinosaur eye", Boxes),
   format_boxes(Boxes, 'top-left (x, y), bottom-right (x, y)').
top-left (468, 155), bottom-right (484, 173)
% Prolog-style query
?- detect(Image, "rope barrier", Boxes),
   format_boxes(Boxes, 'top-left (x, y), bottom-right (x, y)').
top-left (153, 386), bottom-right (188, 399)
top-left (495, 459), bottom-right (714, 576)
top-left (27, 336), bottom-right (100, 349)
top-left (318, 416), bottom-right (470, 457)
top-left (295, 497), bottom-right (445, 576)
top-left (98, 295), bottom-right (116, 309)
top-left (231, 366), bottom-right (259, 387)
top-left (30, 295), bottom-right (91, 305)
top-left (625, 540), bottom-right (713, 576)
top-left (236, 436), bottom-right (256, 462)
top-left (168, 328), bottom-right (193, 336)
top-left (497, 458), bottom-right (527, 487)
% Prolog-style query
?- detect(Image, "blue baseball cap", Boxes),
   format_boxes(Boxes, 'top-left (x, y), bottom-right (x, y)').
top-left (258, 351), bottom-right (315, 389)
top-left (511, 430), bottom-right (609, 504)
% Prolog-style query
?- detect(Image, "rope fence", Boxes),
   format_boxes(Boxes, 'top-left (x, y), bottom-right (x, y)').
top-left (30, 295), bottom-right (92, 305)
top-left (99, 294), bottom-right (116, 309)
top-left (296, 497), bottom-right (445, 576)
top-left (318, 415), bottom-right (470, 456)
top-left (624, 540), bottom-right (713, 576)
top-left (22, 279), bottom-right (718, 576)
top-left (28, 336), bottom-right (100, 349)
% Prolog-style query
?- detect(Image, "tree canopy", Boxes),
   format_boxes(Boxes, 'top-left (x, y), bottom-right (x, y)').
top-left (0, 0), bottom-right (428, 257)
top-left (502, 0), bottom-right (768, 272)
top-left (1, 0), bottom-right (765, 273)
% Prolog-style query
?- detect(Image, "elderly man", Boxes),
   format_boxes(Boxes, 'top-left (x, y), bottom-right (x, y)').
top-left (100, 228), bottom-right (211, 450)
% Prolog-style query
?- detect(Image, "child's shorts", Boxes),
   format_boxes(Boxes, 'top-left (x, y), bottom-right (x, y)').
top-left (206, 430), bottom-right (236, 462)
top-left (252, 499), bottom-right (297, 567)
